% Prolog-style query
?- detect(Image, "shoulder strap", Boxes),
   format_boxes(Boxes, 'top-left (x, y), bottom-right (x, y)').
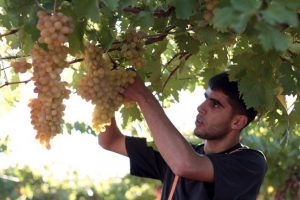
top-left (168, 175), bottom-right (179, 200)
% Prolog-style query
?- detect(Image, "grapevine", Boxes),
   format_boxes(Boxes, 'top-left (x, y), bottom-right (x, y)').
top-left (26, 10), bottom-right (74, 149)
top-left (77, 42), bottom-right (136, 132)
top-left (121, 30), bottom-right (145, 69)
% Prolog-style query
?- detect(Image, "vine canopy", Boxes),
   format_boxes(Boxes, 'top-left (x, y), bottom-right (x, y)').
top-left (0, 0), bottom-right (300, 141)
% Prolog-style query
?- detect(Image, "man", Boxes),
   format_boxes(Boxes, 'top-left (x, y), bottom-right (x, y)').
top-left (98, 72), bottom-right (267, 199)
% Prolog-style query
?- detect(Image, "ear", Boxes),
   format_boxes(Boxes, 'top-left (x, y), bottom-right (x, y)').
top-left (231, 115), bottom-right (248, 130)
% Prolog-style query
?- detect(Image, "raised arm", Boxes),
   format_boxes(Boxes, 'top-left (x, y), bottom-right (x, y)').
top-left (98, 117), bottom-right (128, 157)
top-left (123, 76), bottom-right (214, 182)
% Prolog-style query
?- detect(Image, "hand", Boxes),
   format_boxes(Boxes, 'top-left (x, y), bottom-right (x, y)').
top-left (123, 74), bottom-right (150, 103)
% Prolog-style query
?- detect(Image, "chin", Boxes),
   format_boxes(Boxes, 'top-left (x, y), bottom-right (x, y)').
top-left (194, 129), bottom-right (204, 138)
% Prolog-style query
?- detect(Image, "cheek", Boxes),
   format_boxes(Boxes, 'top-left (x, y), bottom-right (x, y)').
top-left (207, 113), bottom-right (232, 129)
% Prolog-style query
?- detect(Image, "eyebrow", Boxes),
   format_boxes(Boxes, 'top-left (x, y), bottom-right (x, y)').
top-left (204, 92), bottom-right (225, 108)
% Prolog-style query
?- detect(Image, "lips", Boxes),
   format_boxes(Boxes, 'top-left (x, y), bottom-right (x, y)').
top-left (195, 115), bottom-right (204, 127)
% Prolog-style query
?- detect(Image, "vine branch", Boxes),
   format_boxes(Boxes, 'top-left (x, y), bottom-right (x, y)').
top-left (0, 78), bottom-right (31, 89)
top-left (0, 29), bottom-right (19, 38)
top-left (162, 53), bottom-right (192, 92)
top-left (123, 6), bottom-right (175, 18)
top-left (0, 55), bottom-right (28, 60)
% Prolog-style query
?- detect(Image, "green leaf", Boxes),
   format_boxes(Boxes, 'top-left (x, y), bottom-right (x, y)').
top-left (213, 7), bottom-right (250, 33)
top-left (283, 0), bottom-right (300, 10)
top-left (277, 63), bottom-right (297, 95)
top-left (238, 73), bottom-right (275, 110)
top-left (68, 20), bottom-right (85, 56)
top-left (289, 43), bottom-right (300, 55)
top-left (22, 13), bottom-right (39, 54)
top-left (207, 48), bottom-right (228, 69)
top-left (101, 0), bottom-right (119, 11)
top-left (167, 0), bottom-right (196, 19)
top-left (65, 122), bottom-right (73, 134)
top-left (120, 104), bottom-right (143, 129)
top-left (70, 67), bottom-right (84, 89)
top-left (73, 121), bottom-right (96, 135)
top-left (261, 1), bottom-right (298, 27)
top-left (119, 0), bottom-right (133, 9)
top-left (290, 100), bottom-right (300, 123)
top-left (99, 21), bottom-right (114, 51)
top-left (174, 33), bottom-right (201, 54)
top-left (152, 17), bottom-right (168, 32)
top-left (231, 0), bottom-right (262, 13)
top-left (10, 73), bottom-right (19, 91)
top-left (255, 22), bottom-right (290, 51)
top-left (135, 11), bottom-right (154, 29)
top-left (73, 0), bottom-right (100, 23)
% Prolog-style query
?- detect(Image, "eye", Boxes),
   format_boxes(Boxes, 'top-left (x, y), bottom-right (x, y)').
top-left (212, 100), bottom-right (220, 108)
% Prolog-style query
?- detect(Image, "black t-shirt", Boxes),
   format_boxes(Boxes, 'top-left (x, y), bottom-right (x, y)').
top-left (125, 136), bottom-right (267, 200)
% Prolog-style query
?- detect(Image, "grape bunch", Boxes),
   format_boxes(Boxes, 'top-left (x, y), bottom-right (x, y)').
top-left (11, 58), bottom-right (32, 73)
top-left (203, 0), bottom-right (217, 23)
top-left (28, 10), bottom-right (73, 149)
top-left (121, 30), bottom-right (145, 69)
top-left (36, 10), bottom-right (74, 48)
top-left (77, 43), bottom-right (136, 132)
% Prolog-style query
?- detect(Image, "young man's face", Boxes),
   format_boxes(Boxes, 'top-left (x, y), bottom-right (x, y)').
top-left (194, 88), bottom-right (235, 140)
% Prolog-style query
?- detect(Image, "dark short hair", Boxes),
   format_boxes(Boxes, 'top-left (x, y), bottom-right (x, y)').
top-left (207, 72), bottom-right (257, 126)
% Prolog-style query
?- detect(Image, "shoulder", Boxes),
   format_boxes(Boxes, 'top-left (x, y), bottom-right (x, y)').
top-left (208, 146), bottom-right (267, 171)
top-left (229, 146), bottom-right (268, 173)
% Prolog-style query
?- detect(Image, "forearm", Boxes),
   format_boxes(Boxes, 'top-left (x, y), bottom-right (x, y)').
top-left (137, 90), bottom-right (197, 173)
top-left (98, 118), bottom-right (128, 156)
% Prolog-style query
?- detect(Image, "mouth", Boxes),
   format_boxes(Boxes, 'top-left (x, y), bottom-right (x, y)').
top-left (195, 116), bottom-right (204, 127)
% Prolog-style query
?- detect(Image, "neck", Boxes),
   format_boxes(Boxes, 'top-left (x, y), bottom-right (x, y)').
top-left (203, 135), bottom-right (240, 154)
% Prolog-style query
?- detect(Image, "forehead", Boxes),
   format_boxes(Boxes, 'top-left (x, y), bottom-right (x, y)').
top-left (206, 88), bottom-right (232, 107)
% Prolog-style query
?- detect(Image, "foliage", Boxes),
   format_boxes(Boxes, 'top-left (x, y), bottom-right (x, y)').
top-left (242, 123), bottom-right (300, 200)
top-left (0, 0), bottom-right (299, 135)
top-left (1, 125), bottom-right (300, 199)
top-left (0, 164), bottom-right (160, 200)
top-left (0, 1), bottom-right (300, 199)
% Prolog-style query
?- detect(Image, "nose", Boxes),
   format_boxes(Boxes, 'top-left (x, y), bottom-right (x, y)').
top-left (197, 100), bottom-right (207, 115)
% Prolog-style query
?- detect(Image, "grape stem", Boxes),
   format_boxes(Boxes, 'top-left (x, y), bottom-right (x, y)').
top-left (53, 0), bottom-right (57, 14)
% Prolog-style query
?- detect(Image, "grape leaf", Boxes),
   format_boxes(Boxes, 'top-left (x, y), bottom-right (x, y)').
top-left (231, 0), bottom-right (262, 13)
top-left (118, 0), bottom-right (133, 9)
top-left (255, 22), bottom-right (290, 51)
top-left (135, 11), bottom-right (154, 30)
top-left (65, 121), bottom-right (96, 135)
top-left (261, 1), bottom-right (298, 27)
top-left (289, 43), bottom-right (300, 55)
top-left (73, 0), bottom-right (100, 23)
top-left (174, 33), bottom-right (200, 54)
top-left (167, 0), bottom-right (196, 19)
top-left (9, 73), bottom-right (19, 91)
top-left (289, 100), bottom-right (300, 124)
top-left (238, 72), bottom-right (275, 111)
top-left (120, 104), bottom-right (143, 129)
top-left (213, 7), bottom-right (248, 33)
top-left (68, 19), bottom-right (86, 56)
top-left (278, 63), bottom-right (297, 95)
top-left (101, 0), bottom-right (119, 11)
top-left (99, 20), bottom-right (114, 51)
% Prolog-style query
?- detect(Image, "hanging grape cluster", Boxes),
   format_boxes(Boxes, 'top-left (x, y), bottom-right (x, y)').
top-left (203, 0), bottom-right (217, 23)
top-left (77, 42), bottom-right (136, 132)
top-left (121, 30), bottom-right (145, 69)
top-left (27, 10), bottom-right (74, 149)
top-left (36, 10), bottom-right (74, 47)
top-left (11, 58), bottom-right (32, 73)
